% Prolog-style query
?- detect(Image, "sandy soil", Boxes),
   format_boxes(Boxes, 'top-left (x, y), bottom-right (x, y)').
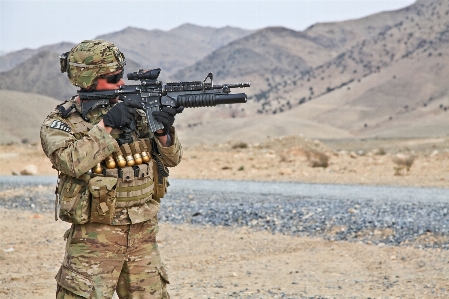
top-left (0, 137), bottom-right (448, 298)
top-left (1, 208), bottom-right (449, 299)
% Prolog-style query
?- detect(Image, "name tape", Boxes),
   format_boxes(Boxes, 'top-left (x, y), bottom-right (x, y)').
top-left (50, 120), bottom-right (71, 133)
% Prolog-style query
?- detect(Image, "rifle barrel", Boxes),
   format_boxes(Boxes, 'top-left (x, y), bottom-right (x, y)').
top-left (213, 82), bottom-right (251, 89)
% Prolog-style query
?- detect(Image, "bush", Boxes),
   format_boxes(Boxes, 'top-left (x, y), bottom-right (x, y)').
top-left (393, 153), bottom-right (415, 175)
top-left (306, 149), bottom-right (329, 168)
top-left (232, 142), bottom-right (248, 149)
top-left (373, 148), bottom-right (386, 155)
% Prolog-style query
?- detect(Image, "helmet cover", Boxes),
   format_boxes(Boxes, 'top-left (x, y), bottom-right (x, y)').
top-left (62, 39), bottom-right (126, 89)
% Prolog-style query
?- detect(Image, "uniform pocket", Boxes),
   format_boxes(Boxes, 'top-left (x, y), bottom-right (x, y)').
top-left (142, 266), bottom-right (170, 298)
top-left (58, 174), bottom-right (90, 224)
top-left (55, 265), bottom-right (93, 298)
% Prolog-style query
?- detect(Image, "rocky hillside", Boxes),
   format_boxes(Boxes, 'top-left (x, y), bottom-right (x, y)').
top-left (0, 50), bottom-right (148, 100)
top-left (259, 0), bottom-right (449, 137)
top-left (0, 42), bottom-right (75, 72)
top-left (173, 0), bottom-right (449, 138)
top-left (172, 1), bottom-right (425, 89)
top-left (0, 24), bottom-right (253, 100)
top-left (1, 1), bottom-right (449, 143)
top-left (0, 51), bottom-right (78, 100)
top-left (95, 24), bottom-right (253, 77)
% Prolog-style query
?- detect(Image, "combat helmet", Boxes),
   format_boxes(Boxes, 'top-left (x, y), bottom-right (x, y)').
top-left (59, 39), bottom-right (126, 89)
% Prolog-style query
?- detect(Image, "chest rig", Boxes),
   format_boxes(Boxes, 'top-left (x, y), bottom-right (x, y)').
top-left (56, 101), bottom-right (168, 224)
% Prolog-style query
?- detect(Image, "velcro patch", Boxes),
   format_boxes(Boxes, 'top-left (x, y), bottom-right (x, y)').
top-left (50, 120), bottom-right (71, 133)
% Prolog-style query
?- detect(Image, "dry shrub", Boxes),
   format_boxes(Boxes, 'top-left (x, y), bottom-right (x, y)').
top-left (393, 153), bottom-right (415, 175)
top-left (373, 148), bottom-right (386, 155)
top-left (232, 141), bottom-right (248, 149)
top-left (306, 149), bottom-right (329, 168)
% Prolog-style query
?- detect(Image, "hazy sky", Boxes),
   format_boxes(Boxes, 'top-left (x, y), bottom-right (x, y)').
top-left (1, 0), bottom-right (415, 54)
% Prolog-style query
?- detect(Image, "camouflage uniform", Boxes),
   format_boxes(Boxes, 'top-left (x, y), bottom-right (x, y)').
top-left (41, 40), bottom-right (182, 299)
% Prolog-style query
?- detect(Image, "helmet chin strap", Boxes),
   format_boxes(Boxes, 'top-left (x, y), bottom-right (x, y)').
top-left (79, 79), bottom-right (98, 91)
top-left (89, 79), bottom-right (98, 90)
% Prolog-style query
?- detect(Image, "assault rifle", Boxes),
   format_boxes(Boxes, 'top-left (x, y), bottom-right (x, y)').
top-left (78, 68), bottom-right (250, 132)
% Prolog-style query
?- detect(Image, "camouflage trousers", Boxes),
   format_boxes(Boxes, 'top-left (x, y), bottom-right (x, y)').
top-left (55, 218), bottom-right (170, 299)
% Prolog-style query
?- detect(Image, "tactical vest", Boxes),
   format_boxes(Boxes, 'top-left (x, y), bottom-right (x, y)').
top-left (54, 102), bottom-right (166, 225)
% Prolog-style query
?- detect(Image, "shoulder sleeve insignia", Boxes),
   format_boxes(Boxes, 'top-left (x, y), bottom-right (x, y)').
top-left (50, 120), bottom-right (71, 133)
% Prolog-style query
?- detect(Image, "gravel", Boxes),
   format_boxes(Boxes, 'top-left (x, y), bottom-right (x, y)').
top-left (1, 176), bottom-right (448, 249)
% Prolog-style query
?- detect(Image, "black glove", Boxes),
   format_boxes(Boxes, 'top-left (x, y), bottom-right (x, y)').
top-left (103, 100), bottom-right (143, 130)
top-left (152, 106), bottom-right (184, 133)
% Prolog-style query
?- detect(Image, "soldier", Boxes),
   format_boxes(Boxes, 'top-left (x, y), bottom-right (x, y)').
top-left (40, 39), bottom-right (183, 299)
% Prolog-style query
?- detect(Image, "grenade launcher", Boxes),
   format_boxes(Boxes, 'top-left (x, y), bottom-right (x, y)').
top-left (78, 68), bottom-right (250, 132)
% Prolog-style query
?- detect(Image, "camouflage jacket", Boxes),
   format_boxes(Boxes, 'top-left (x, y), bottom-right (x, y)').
top-left (40, 97), bottom-right (182, 225)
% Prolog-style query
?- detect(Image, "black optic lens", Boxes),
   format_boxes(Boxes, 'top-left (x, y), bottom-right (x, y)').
top-left (104, 70), bottom-right (124, 84)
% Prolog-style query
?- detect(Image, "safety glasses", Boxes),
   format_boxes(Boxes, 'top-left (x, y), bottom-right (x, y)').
top-left (100, 70), bottom-right (124, 84)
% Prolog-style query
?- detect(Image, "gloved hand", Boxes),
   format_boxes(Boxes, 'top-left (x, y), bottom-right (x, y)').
top-left (116, 128), bottom-right (134, 146)
top-left (103, 100), bottom-right (143, 130)
top-left (152, 106), bottom-right (184, 133)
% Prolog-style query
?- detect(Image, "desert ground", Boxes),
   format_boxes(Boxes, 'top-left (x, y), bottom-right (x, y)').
top-left (1, 136), bottom-right (449, 298)
top-left (2, 208), bottom-right (449, 299)
top-left (1, 135), bottom-right (448, 187)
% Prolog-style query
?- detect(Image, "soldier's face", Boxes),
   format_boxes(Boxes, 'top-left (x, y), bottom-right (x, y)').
top-left (95, 70), bottom-right (125, 103)
top-left (96, 70), bottom-right (125, 91)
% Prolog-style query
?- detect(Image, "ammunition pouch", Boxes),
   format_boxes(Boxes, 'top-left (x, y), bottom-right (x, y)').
top-left (89, 177), bottom-right (117, 224)
top-left (115, 163), bottom-right (154, 208)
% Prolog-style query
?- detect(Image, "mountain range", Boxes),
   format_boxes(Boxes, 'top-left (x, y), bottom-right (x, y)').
top-left (1, 0), bottom-right (448, 145)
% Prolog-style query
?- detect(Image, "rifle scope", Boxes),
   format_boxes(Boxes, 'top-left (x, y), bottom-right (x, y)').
top-left (127, 68), bottom-right (161, 81)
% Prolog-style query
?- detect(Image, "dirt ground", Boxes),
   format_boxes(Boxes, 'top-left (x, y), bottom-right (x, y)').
top-left (1, 208), bottom-right (449, 299)
top-left (1, 136), bottom-right (448, 187)
top-left (0, 137), bottom-right (449, 298)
